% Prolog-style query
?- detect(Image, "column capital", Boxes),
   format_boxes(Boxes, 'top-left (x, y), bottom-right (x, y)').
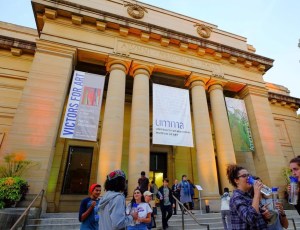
top-left (185, 72), bottom-right (210, 89)
top-left (106, 57), bottom-right (132, 74)
top-left (207, 78), bottom-right (228, 93)
top-left (239, 85), bottom-right (269, 98)
top-left (129, 61), bottom-right (154, 78)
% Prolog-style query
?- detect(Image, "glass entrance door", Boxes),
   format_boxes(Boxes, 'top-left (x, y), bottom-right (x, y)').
top-left (149, 152), bottom-right (167, 188)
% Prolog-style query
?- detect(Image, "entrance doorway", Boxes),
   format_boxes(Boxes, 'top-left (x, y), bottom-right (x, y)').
top-left (149, 152), bottom-right (167, 188)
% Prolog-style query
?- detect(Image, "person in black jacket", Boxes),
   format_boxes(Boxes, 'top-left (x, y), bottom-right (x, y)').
top-left (171, 179), bottom-right (180, 215)
top-left (157, 178), bottom-right (174, 230)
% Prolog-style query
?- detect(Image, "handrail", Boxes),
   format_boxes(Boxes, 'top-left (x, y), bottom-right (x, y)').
top-left (172, 195), bottom-right (210, 230)
top-left (287, 218), bottom-right (296, 230)
top-left (10, 189), bottom-right (45, 230)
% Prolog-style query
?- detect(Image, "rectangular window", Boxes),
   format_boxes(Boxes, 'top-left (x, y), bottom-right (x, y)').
top-left (62, 146), bottom-right (93, 194)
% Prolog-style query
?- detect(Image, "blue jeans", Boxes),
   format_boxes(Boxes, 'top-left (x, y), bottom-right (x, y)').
top-left (127, 223), bottom-right (148, 230)
top-left (221, 210), bottom-right (232, 230)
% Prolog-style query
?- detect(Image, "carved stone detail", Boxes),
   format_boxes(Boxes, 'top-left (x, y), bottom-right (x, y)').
top-left (125, 3), bottom-right (148, 19)
top-left (194, 24), bottom-right (212, 38)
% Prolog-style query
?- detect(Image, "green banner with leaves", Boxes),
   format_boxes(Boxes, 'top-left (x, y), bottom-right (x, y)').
top-left (225, 97), bottom-right (254, 152)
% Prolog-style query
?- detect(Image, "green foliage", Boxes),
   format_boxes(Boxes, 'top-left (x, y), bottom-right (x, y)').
top-left (282, 167), bottom-right (292, 185)
top-left (0, 152), bottom-right (35, 178)
top-left (0, 177), bottom-right (29, 208)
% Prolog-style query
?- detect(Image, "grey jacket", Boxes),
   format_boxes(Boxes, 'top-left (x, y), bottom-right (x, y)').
top-left (99, 191), bottom-right (133, 230)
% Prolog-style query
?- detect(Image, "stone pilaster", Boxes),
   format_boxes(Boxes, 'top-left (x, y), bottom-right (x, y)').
top-left (97, 58), bottom-right (131, 186)
top-left (186, 74), bottom-right (219, 198)
top-left (127, 62), bottom-right (153, 196)
top-left (1, 40), bottom-right (76, 194)
top-left (239, 86), bottom-right (286, 186)
top-left (208, 79), bottom-right (236, 189)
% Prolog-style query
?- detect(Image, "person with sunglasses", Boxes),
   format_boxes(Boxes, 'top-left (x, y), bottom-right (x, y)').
top-left (226, 164), bottom-right (269, 230)
top-left (126, 188), bottom-right (152, 230)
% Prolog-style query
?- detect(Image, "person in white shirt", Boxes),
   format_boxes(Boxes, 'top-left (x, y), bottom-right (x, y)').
top-left (221, 187), bottom-right (231, 230)
top-left (126, 188), bottom-right (152, 230)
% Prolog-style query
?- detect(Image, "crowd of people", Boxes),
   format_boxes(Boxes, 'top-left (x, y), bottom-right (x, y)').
top-left (78, 170), bottom-right (195, 230)
top-left (78, 155), bottom-right (300, 230)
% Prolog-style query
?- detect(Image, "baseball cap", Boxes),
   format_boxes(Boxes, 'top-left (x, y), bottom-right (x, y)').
top-left (107, 169), bottom-right (126, 181)
top-left (143, 191), bottom-right (153, 196)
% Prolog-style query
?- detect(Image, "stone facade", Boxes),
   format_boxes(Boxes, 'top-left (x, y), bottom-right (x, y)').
top-left (0, 0), bottom-right (299, 212)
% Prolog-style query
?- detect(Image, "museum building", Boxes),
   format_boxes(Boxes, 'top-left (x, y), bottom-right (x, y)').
top-left (0, 0), bottom-right (300, 212)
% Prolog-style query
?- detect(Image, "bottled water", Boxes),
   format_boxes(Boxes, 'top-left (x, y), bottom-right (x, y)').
top-left (289, 176), bottom-right (299, 205)
top-left (247, 176), bottom-right (272, 196)
top-left (272, 187), bottom-right (279, 210)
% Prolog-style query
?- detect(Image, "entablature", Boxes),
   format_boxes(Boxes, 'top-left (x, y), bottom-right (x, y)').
top-left (31, 0), bottom-right (274, 73)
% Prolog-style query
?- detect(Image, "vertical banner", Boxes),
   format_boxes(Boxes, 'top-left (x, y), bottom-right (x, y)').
top-left (225, 97), bottom-right (254, 152)
top-left (152, 84), bottom-right (193, 147)
top-left (60, 71), bottom-right (105, 141)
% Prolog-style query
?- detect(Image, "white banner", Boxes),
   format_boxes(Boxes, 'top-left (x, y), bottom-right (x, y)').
top-left (152, 84), bottom-right (193, 147)
top-left (60, 71), bottom-right (105, 141)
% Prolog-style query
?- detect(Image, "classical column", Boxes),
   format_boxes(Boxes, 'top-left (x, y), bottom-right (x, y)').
top-left (127, 63), bottom-right (153, 196)
top-left (1, 40), bottom-right (76, 193)
top-left (208, 79), bottom-right (236, 189)
top-left (186, 75), bottom-right (219, 198)
top-left (239, 86), bottom-right (286, 186)
top-left (97, 59), bottom-right (130, 186)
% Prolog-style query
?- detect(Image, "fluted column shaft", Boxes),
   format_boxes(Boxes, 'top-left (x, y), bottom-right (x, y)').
top-left (128, 66), bottom-right (151, 196)
top-left (97, 61), bottom-right (127, 186)
top-left (209, 83), bottom-right (236, 189)
top-left (190, 80), bottom-right (219, 197)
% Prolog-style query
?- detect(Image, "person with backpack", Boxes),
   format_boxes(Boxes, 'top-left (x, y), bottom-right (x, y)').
top-left (220, 187), bottom-right (232, 230)
top-left (99, 170), bottom-right (138, 229)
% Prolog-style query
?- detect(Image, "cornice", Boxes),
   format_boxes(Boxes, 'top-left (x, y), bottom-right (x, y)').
top-left (0, 35), bottom-right (36, 54)
top-left (268, 92), bottom-right (300, 110)
top-left (32, 0), bottom-right (273, 72)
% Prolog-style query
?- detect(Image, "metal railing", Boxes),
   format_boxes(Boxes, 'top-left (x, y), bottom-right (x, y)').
top-left (10, 189), bottom-right (45, 230)
top-left (287, 218), bottom-right (297, 230)
top-left (172, 195), bottom-right (210, 230)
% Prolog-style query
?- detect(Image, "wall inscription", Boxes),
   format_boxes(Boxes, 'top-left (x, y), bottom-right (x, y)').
top-left (114, 39), bottom-right (224, 78)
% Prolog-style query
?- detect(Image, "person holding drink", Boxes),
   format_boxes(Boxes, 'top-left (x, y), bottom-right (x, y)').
top-left (289, 156), bottom-right (300, 214)
top-left (226, 164), bottom-right (269, 229)
top-left (126, 188), bottom-right (152, 230)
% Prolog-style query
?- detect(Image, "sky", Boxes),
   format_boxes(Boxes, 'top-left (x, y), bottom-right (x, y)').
top-left (0, 0), bottom-right (299, 99)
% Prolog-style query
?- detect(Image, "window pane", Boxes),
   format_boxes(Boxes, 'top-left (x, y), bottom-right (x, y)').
top-left (62, 146), bottom-right (93, 194)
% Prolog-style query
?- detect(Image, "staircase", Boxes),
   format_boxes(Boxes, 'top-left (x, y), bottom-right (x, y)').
top-left (25, 210), bottom-right (300, 229)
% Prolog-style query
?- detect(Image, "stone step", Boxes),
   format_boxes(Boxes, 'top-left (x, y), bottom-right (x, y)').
top-left (24, 210), bottom-right (300, 230)
top-left (25, 223), bottom-right (80, 230)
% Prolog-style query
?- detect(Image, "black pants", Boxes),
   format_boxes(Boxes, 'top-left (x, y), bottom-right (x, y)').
top-left (160, 204), bottom-right (173, 229)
